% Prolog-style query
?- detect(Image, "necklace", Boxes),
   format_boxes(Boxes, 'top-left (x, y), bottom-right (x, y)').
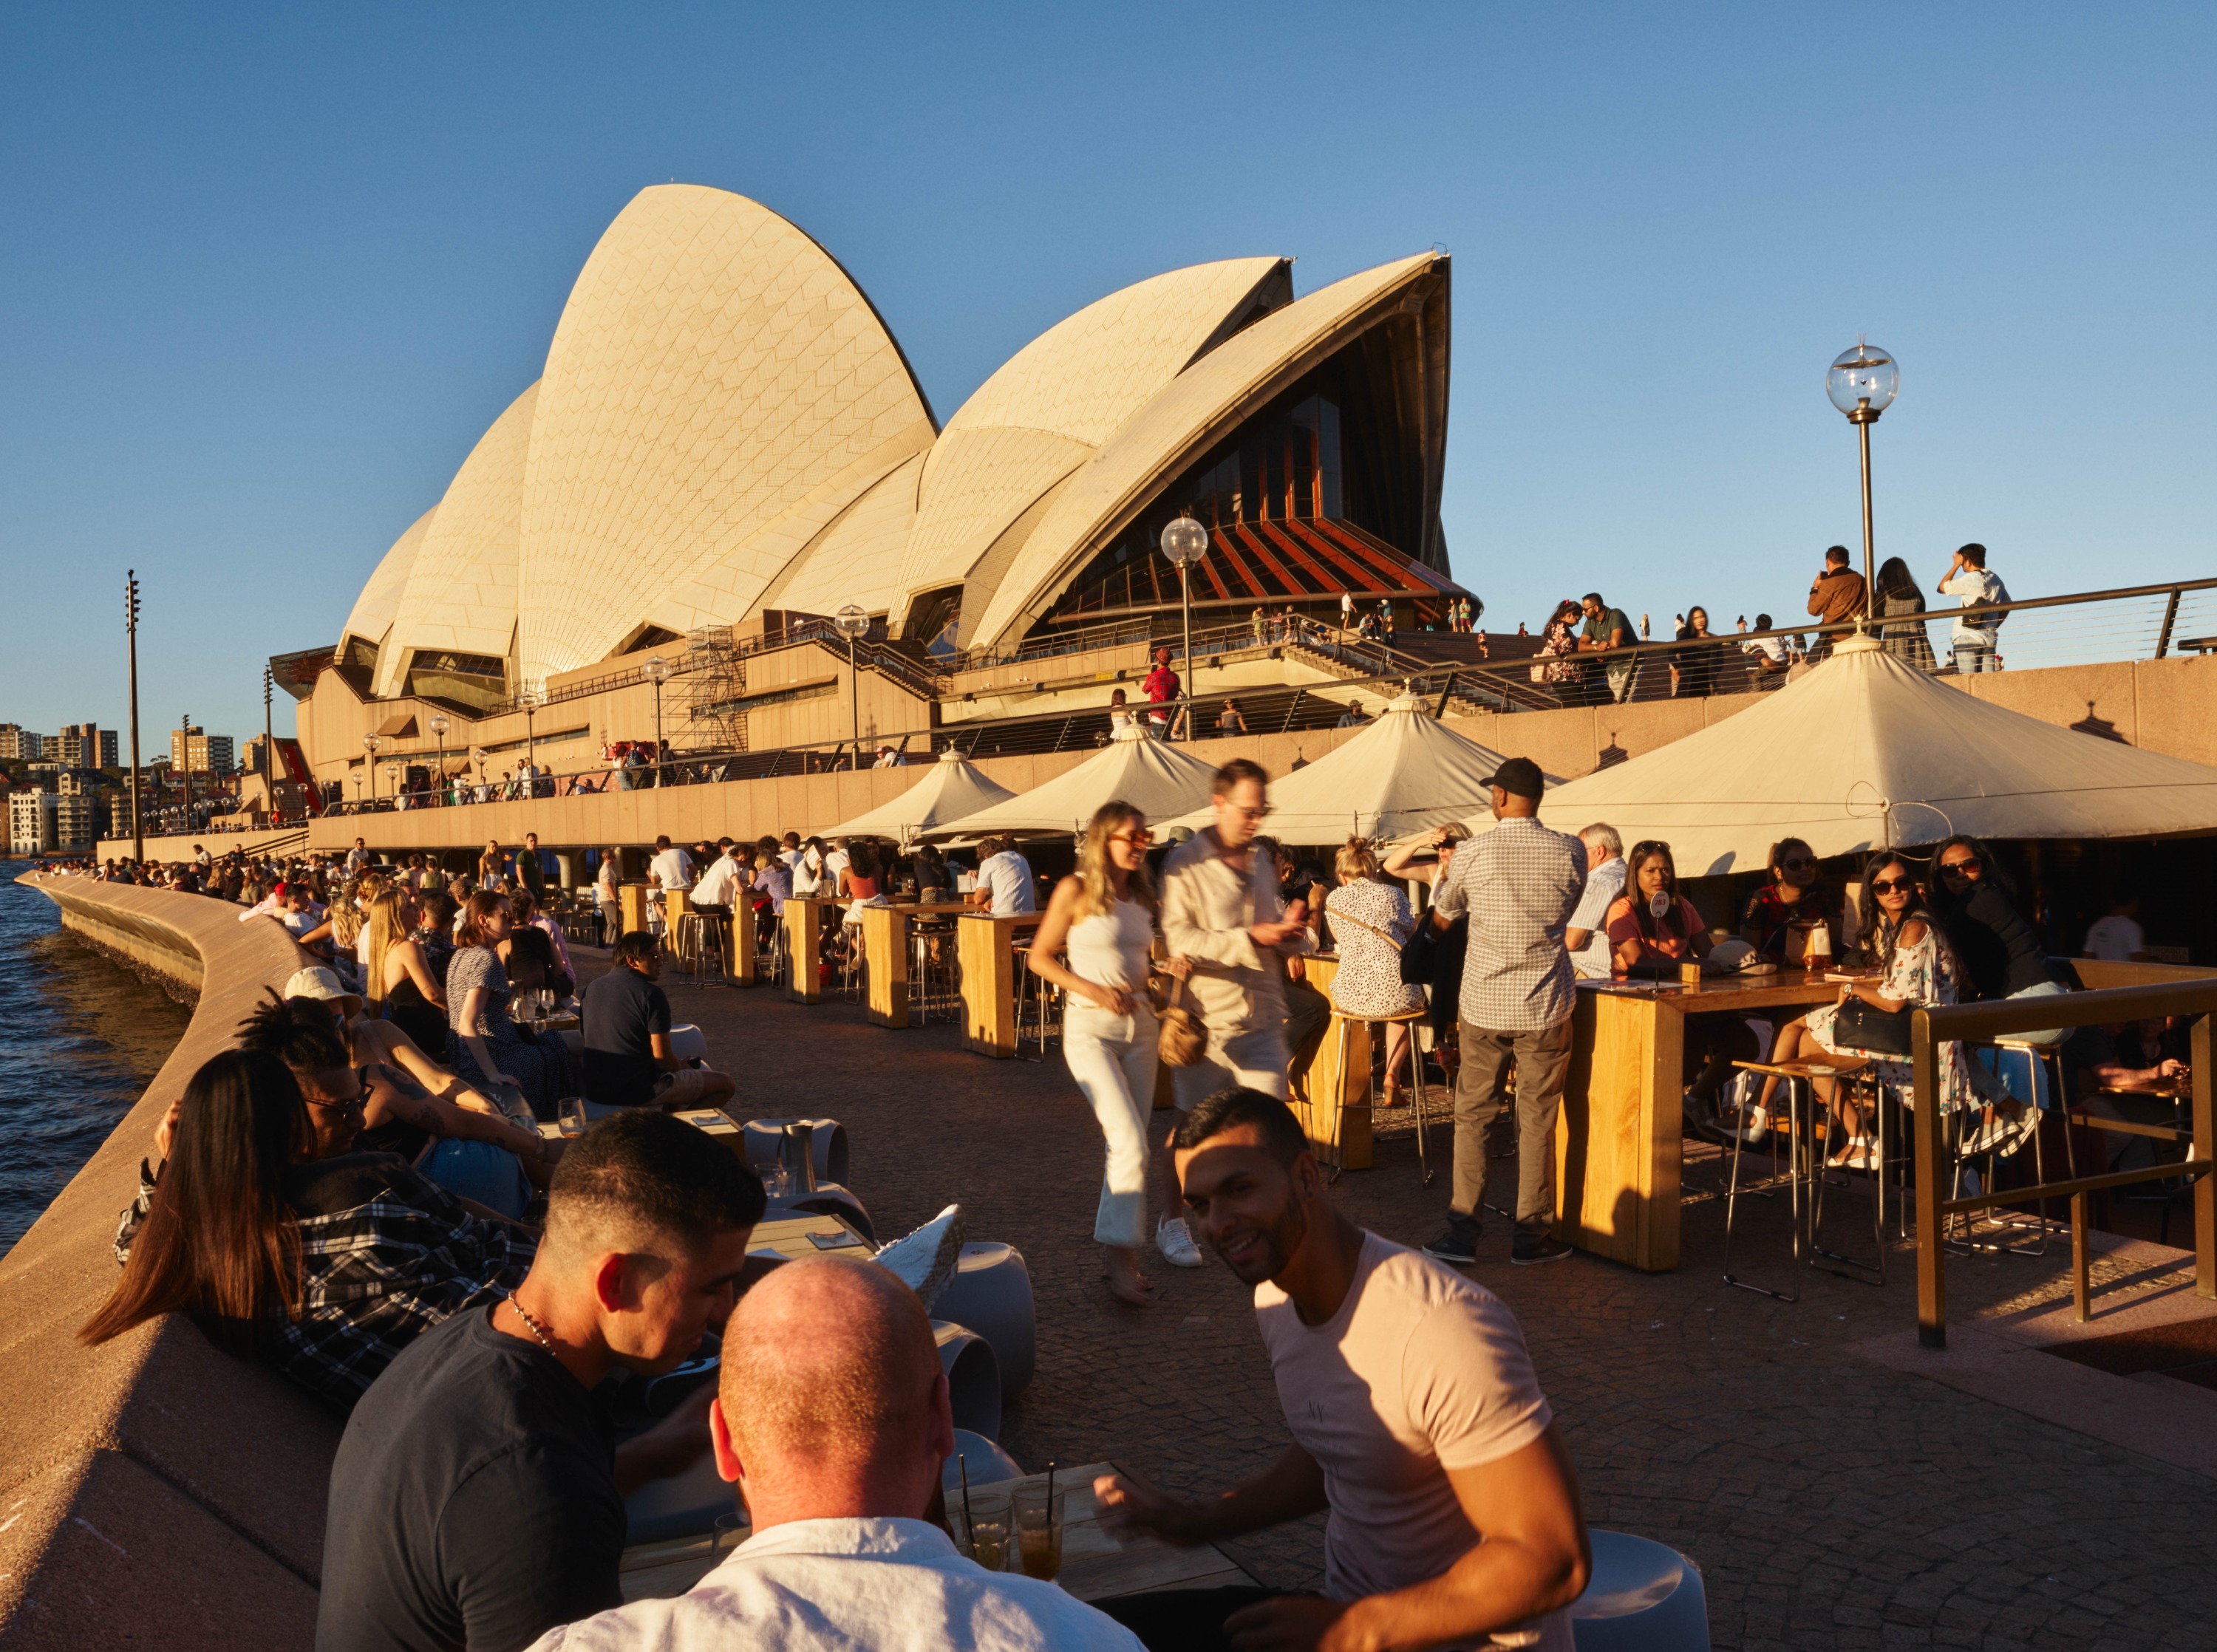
top-left (506, 1294), bottom-right (559, 1356)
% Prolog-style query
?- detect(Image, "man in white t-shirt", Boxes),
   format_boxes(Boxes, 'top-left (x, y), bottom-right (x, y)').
top-left (1096, 1088), bottom-right (1588, 1652)
top-left (968, 837), bottom-right (1036, 917)
top-left (1936, 542), bottom-right (2011, 675)
top-left (2083, 895), bottom-right (2147, 963)
top-left (1562, 823), bottom-right (1627, 980)
top-left (646, 834), bottom-right (693, 895)
top-left (345, 838), bottom-right (370, 875)
top-left (689, 843), bottom-right (746, 913)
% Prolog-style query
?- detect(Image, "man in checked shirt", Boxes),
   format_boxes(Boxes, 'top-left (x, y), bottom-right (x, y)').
top-left (1420, 757), bottom-right (1587, 1267)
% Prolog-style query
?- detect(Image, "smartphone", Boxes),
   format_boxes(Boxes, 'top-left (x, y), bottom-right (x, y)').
top-left (807, 1229), bottom-right (866, 1251)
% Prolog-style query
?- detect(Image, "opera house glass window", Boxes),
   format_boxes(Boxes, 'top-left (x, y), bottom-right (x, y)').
top-left (404, 651), bottom-right (509, 714)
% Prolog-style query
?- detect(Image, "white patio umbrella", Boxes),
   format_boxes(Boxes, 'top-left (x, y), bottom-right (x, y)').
top-left (921, 726), bottom-right (1219, 841)
top-left (1160, 694), bottom-right (1533, 843)
top-left (1519, 634), bottom-right (2217, 874)
top-left (820, 750), bottom-right (1018, 845)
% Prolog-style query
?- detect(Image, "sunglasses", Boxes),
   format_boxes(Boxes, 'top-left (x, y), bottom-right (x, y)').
top-left (1111, 829), bottom-right (1154, 846)
top-left (1939, 858), bottom-right (1980, 875)
top-left (1779, 858), bottom-right (1814, 872)
top-left (1869, 876), bottom-right (1914, 894)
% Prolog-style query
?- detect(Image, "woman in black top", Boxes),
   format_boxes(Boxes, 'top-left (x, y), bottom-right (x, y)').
top-left (1927, 835), bottom-right (2070, 1043)
top-left (1669, 606), bottom-right (1729, 698)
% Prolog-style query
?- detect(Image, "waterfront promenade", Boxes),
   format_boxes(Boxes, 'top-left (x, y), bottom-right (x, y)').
top-left (3, 882), bottom-right (2214, 1649)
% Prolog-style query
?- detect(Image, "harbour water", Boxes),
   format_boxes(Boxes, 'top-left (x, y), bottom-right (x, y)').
top-left (0, 868), bottom-right (192, 1255)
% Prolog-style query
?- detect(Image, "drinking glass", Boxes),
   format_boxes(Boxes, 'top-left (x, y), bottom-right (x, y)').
top-left (956, 1490), bottom-right (1011, 1571)
top-left (712, 1509), bottom-right (750, 1560)
top-left (1014, 1484), bottom-right (1064, 1580)
top-left (556, 1096), bottom-right (588, 1139)
top-left (765, 1161), bottom-right (792, 1200)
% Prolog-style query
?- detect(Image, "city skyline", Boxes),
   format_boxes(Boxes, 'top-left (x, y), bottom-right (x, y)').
top-left (4, 4), bottom-right (2213, 741)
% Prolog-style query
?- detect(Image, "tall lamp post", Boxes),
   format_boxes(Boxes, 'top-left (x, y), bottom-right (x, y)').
top-left (262, 665), bottom-right (274, 788)
top-left (124, 571), bottom-right (143, 862)
top-left (180, 711), bottom-right (193, 829)
top-left (519, 683), bottom-right (544, 790)
top-left (384, 762), bottom-right (401, 808)
top-left (641, 656), bottom-right (672, 787)
top-left (362, 732), bottom-right (383, 807)
top-left (429, 712), bottom-right (449, 807)
top-left (1159, 514), bottom-right (1210, 740)
top-left (834, 605), bottom-right (870, 769)
top-left (1826, 342), bottom-right (1901, 631)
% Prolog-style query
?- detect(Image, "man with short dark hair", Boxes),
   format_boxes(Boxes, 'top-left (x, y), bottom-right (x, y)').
top-left (519, 831), bottom-right (547, 901)
top-left (1423, 757), bottom-right (1585, 1266)
top-left (1576, 593), bottom-right (1635, 703)
top-left (319, 1111), bottom-right (766, 1652)
top-left (647, 833), bottom-right (693, 894)
top-left (1806, 546), bottom-right (1866, 659)
top-left (526, 1257), bottom-right (1142, 1651)
top-left (1159, 760), bottom-right (1311, 1266)
top-left (1097, 1088), bottom-right (1588, 1652)
top-left (969, 836), bottom-right (1036, 916)
top-left (1937, 542), bottom-right (2010, 674)
top-left (580, 931), bottom-right (737, 1111)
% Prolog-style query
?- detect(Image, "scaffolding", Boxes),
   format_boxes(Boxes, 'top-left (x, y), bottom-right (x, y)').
top-left (678, 627), bottom-right (747, 753)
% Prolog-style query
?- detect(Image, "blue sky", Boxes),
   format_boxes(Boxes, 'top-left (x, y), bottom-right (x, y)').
top-left (3, 4), bottom-right (2211, 747)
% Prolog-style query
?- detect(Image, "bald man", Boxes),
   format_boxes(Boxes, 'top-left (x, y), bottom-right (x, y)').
top-left (529, 1257), bottom-right (1141, 1652)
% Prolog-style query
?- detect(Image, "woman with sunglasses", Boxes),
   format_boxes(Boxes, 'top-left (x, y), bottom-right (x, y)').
top-left (1737, 838), bottom-right (1845, 966)
top-left (1740, 852), bottom-right (1977, 1166)
top-left (1927, 834), bottom-right (2069, 1033)
top-left (1028, 802), bottom-right (1191, 1305)
top-left (1606, 842), bottom-right (1753, 1118)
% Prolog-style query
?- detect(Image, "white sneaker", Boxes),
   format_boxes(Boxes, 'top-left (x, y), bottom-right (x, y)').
top-left (1156, 1218), bottom-right (1204, 1268)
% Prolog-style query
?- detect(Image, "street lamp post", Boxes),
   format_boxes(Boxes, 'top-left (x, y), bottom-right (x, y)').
top-left (1159, 515), bottom-right (1210, 740)
top-left (641, 656), bottom-right (672, 787)
top-left (362, 732), bottom-right (384, 807)
top-left (124, 571), bottom-right (143, 862)
top-left (1826, 342), bottom-right (1901, 631)
top-left (518, 683), bottom-right (544, 793)
top-left (429, 712), bottom-right (449, 807)
top-left (384, 762), bottom-right (401, 808)
top-left (834, 605), bottom-right (870, 769)
top-left (262, 665), bottom-right (274, 792)
top-left (180, 711), bottom-right (193, 828)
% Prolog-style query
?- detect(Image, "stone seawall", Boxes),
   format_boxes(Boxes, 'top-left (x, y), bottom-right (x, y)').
top-left (0, 879), bottom-right (325, 1651)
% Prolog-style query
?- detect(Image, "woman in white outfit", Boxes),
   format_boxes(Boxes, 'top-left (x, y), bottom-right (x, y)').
top-left (1028, 801), bottom-right (1188, 1305)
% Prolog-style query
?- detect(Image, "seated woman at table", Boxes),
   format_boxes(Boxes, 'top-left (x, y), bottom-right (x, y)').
top-left (446, 893), bottom-right (568, 1120)
top-left (1737, 836), bottom-right (1848, 966)
top-left (508, 887), bottom-right (576, 1000)
top-left (83, 1045), bottom-right (534, 1411)
top-left (1606, 841), bottom-right (1754, 1124)
top-left (1745, 850), bottom-right (1981, 1166)
top-left (1322, 837), bottom-right (1428, 1108)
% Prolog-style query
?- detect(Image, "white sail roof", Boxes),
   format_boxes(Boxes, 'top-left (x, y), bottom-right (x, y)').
top-left (923, 726), bottom-right (1219, 841)
top-left (1525, 635), bottom-right (2217, 874)
top-left (1162, 696), bottom-right (1523, 842)
top-left (820, 750), bottom-right (1019, 844)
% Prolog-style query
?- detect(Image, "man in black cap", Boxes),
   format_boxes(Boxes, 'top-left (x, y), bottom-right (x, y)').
top-left (1420, 757), bottom-right (1586, 1266)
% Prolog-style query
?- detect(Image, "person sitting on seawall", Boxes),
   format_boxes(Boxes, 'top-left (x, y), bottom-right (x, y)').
top-left (1737, 836), bottom-right (1847, 968)
top-left (318, 1112), bottom-right (767, 1652)
top-left (1605, 841), bottom-right (1756, 1124)
top-left (1094, 1088), bottom-right (1590, 1652)
top-left (1743, 850), bottom-right (1988, 1167)
top-left (580, 929), bottom-right (739, 1113)
top-left (279, 967), bottom-right (554, 1218)
top-left (1321, 836), bottom-right (1428, 1109)
top-left (524, 1255), bottom-right (1144, 1652)
top-left (82, 1045), bottom-right (536, 1412)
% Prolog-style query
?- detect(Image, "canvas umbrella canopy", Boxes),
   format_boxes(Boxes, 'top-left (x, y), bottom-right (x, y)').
top-left (1520, 634), bottom-right (2217, 875)
top-left (1160, 695), bottom-right (1531, 844)
top-left (921, 726), bottom-right (1219, 841)
top-left (819, 750), bottom-right (1018, 845)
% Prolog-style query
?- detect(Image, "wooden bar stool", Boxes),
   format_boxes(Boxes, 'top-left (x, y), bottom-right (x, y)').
top-left (1315, 1006), bottom-right (1434, 1183)
top-left (1720, 1059), bottom-right (1832, 1301)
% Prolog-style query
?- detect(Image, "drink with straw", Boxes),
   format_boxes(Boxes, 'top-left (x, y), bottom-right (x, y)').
top-left (1015, 1471), bottom-right (1063, 1582)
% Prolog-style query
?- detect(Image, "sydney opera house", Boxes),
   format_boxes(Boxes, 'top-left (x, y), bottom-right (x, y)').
top-left (282, 184), bottom-right (1468, 792)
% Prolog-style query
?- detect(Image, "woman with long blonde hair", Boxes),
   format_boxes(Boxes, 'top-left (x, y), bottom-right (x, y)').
top-left (1027, 801), bottom-right (1186, 1304)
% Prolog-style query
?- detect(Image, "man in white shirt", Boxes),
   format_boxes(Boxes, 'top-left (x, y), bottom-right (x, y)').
top-left (968, 837), bottom-right (1037, 917)
top-left (646, 834), bottom-right (693, 895)
top-left (1936, 542), bottom-right (2010, 675)
top-left (2083, 895), bottom-right (2148, 963)
top-left (528, 1257), bottom-right (1141, 1652)
top-left (689, 843), bottom-right (745, 914)
top-left (1563, 822), bottom-right (1627, 980)
top-left (1096, 1088), bottom-right (1588, 1652)
top-left (345, 838), bottom-right (370, 875)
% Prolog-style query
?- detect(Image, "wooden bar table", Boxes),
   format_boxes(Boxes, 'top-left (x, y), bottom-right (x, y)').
top-left (859, 905), bottom-right (911, 1027)
top-left (617, 881), bottom-right (653, 939)
top-left (959, 912), bottom-right (1041, 1059)
top-left (1554, 971), bottom-right (1839, 1271)
top-left (784, 898), bottom-right (834, 1004)
top-left (723, 898), bottom-right (757, 987)
top-left (1289, 955), bottom-right (1375, 1170)
top-left (619, 1457), bottom-right (1254, 1606)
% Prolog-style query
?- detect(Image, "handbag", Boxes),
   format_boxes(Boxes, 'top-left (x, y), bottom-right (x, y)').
top-left (1831, 996), bottom-right (1913, 1057)
top-left (1156, 973), bottom-right (1206, 1068)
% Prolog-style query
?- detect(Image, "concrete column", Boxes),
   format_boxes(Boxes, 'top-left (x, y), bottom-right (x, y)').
top-left (553, 851), bottom-right (580, 889)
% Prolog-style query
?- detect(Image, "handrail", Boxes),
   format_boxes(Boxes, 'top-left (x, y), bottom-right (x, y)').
top-left (1910, 981), bottom-right (2215, 1348)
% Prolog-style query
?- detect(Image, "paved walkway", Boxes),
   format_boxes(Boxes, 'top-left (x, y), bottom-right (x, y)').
top-left (640, 960), bottom-right (2216, 1650)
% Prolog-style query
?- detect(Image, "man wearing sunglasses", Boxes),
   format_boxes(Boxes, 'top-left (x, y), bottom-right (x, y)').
top-left (1160, 760), bottom-right (1313, 1263)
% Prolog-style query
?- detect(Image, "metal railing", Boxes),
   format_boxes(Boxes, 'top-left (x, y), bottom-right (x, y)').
top-left (1910, 980), bottom-right (2214, 1348)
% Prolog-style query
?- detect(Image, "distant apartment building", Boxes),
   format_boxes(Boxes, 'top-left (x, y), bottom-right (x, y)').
top-left (170, 726), bottom-right (236, 775)
top-left (53, 793), bottom-right (95, 851)
top-left (0, 726), bottom-right (46, 762)
top-left (8, 791), bottom-right (57, 853)
top-left (54, 723), bottom-right (118, 768)
top-left (106, 795), bottom-right (137, 841)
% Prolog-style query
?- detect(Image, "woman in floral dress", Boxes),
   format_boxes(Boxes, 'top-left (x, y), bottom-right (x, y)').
top-left (1743, 850), bottom-right (1975, 1168)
